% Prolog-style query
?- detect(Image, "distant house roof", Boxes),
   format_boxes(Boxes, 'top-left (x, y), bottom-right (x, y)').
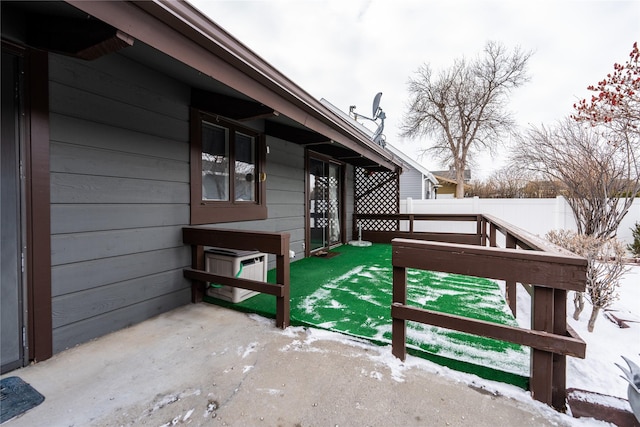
top-left (432, 167), bottom-right (472, 182)
top-left (384, 144), bottom-right (438, 185)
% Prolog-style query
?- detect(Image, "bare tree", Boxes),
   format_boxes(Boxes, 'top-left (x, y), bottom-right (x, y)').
top-left (401, 41), bottom-right (533, 198)
top-left (486, 165), bottom-right (531, 198)
top-left (469, 171), bottom-right (562, 199)
top-left (520, 179), bottom-right (562, 199)
top-left (510, 118), bottom-right (639, 239)
top-left (469, 166), bottom-right (529, 198)
top-left (468, 179), bottom-right (490, 198)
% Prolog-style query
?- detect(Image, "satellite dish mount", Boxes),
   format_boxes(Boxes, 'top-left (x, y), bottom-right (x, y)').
top-left (349, 92), bottom-right (386, 147)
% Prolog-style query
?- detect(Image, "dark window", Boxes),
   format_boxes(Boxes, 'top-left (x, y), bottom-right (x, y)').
top-left (190, 109), bottom-right (266, 224)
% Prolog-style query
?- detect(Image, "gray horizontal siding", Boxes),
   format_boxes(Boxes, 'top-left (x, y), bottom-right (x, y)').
top-left (48, 52), bottom-right (192, 351)
top-left (49, 52), bottom-right (189, 139)
top-left (51, 204), bottom-right (189, 234)
top-left (51, 113), bottom-right (188, 162)
top-left (51, 247), bottom-right (191, 297)
top-left (51, 173), bottom-right (189, 204)
top-left (51, 225), bottom-right (184, 266)
top-left (46, 49), bottom-right (357, 353)
top-left (267, 203), bottom-right (305, 219)
top-left (49, 52), bottom-right (188, 116)
top-left (400, 168), bottom-right (423, 200)
top-left (51, 269), bottom-right (188, 329)
top-left (50, 81), bottom-right (187, 141)
top-left (52, 289), bottom-right (190, 354)
top-left (51, 141), bottom-right (189, 182)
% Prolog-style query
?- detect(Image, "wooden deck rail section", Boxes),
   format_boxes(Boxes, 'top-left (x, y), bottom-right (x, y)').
top-left (354, 213), bottom-right (485, 246)
top-left (182, 227), bottom-right (290, 329)
top-left (391, 238), bottom-right (587, 410)
top-left (355, 212), bottom-right (579, 316)
top-left (480, 214), bottom-right (564, 315)
top-left (355, 213), bottom-right (587, 411)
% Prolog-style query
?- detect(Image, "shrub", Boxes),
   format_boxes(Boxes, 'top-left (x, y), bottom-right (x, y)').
top-left (545, 230), bottom-right (628, 332)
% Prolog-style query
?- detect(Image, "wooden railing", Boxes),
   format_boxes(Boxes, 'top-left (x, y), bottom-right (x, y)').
top-left (356, 213), bottom-right (587, 411)
top-left (354, 213), bottom-right (485, 245)
top-left (480, 214), bottom-right (565, 315)
top-left (182, 227), bottom-right (290, 329)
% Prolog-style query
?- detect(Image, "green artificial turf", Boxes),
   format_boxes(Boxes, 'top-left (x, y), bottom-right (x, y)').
top-left (205, 243), bottom-right (529, 388)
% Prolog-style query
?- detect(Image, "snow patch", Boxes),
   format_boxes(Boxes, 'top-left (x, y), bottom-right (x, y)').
top-left (257, 388), bottom-right (283, 395)
top-left (183, 408), bottom-right (194, 422)
top-left (148, 389), bottom-right (201, 414)
top-left (238, 342), bottom-right (258, 359)
top-left (569, 389), bottom-right (632, 412)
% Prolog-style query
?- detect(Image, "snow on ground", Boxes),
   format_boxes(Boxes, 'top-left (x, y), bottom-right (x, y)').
top-left (262, 318), bottom-right (606, 426)
top-left (261, 264), bottom-right (639, 425)
top-left (566, 264), bottom-right (640, 400)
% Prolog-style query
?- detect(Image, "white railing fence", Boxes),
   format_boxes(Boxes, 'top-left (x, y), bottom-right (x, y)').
top-left (402, 196), bottom-right (640, 247)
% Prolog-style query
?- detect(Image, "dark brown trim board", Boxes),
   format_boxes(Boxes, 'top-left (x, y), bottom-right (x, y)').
top-left (25, 48), bottom-right (53, 362)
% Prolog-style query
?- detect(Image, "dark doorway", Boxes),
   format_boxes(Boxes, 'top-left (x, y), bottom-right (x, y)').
top-left (307, 154), bottom-right (343, 253)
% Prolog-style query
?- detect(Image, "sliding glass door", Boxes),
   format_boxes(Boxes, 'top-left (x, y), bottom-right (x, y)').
top-left (308, 155), bottom-right (343, 252)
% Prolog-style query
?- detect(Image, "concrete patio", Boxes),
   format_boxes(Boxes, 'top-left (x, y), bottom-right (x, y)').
top-left (1, 303), bottom-right (585, 426)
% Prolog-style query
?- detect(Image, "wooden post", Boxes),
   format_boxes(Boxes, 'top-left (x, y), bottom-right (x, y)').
top-left (392, 265), bottom-right (407, 361)
top-left (552, 288), bottom-right (568, 411)
top-left (275, 252), bottom-right (290, 329)
top-left (477, 215), bottom-right (486, 246)
top-left (275, 238), bottom-right (290, 329)
top-left (531, 285), bottom-right (554, 406)
top-left (505, 233), bottom-right (517, 316)
top-left (489, 223), bottom-right (497, 247)
top-left (191, 244), bottom-right (205, 303)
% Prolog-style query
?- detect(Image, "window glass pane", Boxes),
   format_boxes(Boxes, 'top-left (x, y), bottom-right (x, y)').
top-left (235, 132), bottom-right (256, 201)
top-left (202, 121), bottom-right (229, 201)
top-left (328, 163), bottom-right (341, 243)
top-left (309, 158), bottom-right (326, 251)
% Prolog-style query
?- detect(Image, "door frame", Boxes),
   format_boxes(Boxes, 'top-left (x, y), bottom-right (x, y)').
top-left (304, 150), bottom-right (346, 257)
top-left (1, 40), bottom-right (52, 367)
top-left (2, 46), bottom-right (26, 373)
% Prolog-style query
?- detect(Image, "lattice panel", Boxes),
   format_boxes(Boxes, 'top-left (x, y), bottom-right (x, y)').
top-left (354, 167), bottom-right (399, 231)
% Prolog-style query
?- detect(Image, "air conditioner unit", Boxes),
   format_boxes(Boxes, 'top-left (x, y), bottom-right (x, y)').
top-left (205, 247), bottom-right (267, 303)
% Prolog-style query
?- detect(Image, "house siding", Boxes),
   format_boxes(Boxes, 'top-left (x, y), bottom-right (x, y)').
top-left (49, 53), bottom-right (192, 352)
top-left (400, 168), bottom-right (423, 200)
top-left (47, 51), bottom-right (347, 352)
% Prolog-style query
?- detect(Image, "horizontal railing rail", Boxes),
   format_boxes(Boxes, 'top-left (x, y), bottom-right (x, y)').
top-left (354, 213), bottom-right (484, 245)
top-left (479, 214), bottom-right (580, 314)
top-left (182, 227), bottom-right (290, 329)
top-left (356, 213), bottom-right (587, 411)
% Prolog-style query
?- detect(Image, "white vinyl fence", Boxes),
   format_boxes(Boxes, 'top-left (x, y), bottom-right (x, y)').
top-left (401, 196), bottom-right (640, 247)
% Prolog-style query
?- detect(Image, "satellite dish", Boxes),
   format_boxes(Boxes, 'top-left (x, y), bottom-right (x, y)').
top-left (350, 92), bottom-right (386, 147)
top-left (372, 92), bottom-right (383, 118)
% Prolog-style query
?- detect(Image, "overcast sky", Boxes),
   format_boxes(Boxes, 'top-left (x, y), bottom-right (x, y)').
top-left (189, 0), bottom-right (639, 179)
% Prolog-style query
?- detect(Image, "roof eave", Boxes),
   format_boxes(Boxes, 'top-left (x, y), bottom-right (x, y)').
top-left (65, 0), bottom-right (401, 171)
